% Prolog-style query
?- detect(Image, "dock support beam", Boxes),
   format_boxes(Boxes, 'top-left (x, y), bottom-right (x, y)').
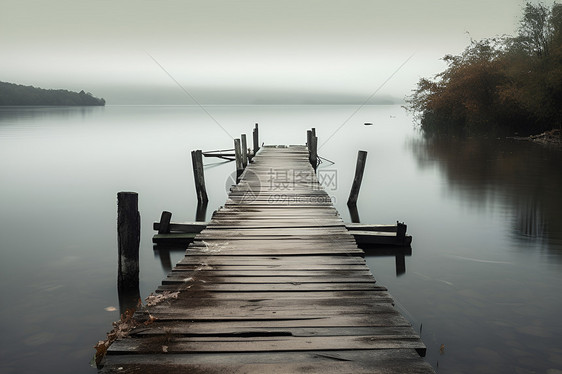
top-left (191, 150), bottom-right (208, 204)
top-left (117, 192), bottom-right (140, 313)
top-left (347, 150), bottom-right (368, 206)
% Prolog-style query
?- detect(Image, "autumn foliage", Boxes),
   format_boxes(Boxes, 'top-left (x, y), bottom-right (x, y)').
top-left (407, 3), bottom-right (562, 137)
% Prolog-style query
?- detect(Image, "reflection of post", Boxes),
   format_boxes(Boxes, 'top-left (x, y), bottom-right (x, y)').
top-left (395, 252), bottom-right (406, 276)
top-left (117, 192), bottom-right (141, 315)
top-left (348, 203), bottom-right (361, 223)
top-left (154, 247), bottom-right (172, 272)
top-left (347, 150), bottom-right (368, 206)
top-left (196, 201), bottom-right (208, 222)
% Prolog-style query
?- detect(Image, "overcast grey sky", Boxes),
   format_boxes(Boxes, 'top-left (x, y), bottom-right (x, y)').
top-left (0, 0), bottom-right (556, 104)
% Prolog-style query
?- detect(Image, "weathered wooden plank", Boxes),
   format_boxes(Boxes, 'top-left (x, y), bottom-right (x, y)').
top-left (132, 312), bottom-right (411, 327)
top-left (108, 335), bottom-right (425, 354)
top-left (144, 298), bottom-right (398, 315)
top-left (101, 350), bottom-right (435, 374)
top-left (177, 255), bottom-right (367, 264)
top-left (170, 269), bottom-right (373, 277)
top-left (156, 283), bottom-right (383, 292)
top-left (130, 325), bottom-right (417, 338)
top-left (163, 275), bottom-right (376, 285)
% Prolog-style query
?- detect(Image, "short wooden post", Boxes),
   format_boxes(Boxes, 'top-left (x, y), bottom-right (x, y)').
top-left (307, 130), bottom-right (312, 148)
top-left (234, 138), bottom-right (243, 182)
top-left (347, 150), bottom-right (368, 206)
top-left (117, 192), bottom-right (140, 291)
top-left (397, 221), bottom-right (407, 245)
top-left (253, 123), bottom-right (259, 155)
top-left (191, 150), bottom-right (208, 204)
top-left (158, 211), bottom-right (172, 234)
top-left (241, 134), bottom-right (248, 168)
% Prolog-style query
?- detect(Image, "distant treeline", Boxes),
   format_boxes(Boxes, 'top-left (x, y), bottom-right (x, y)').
top-left (406, 3), bottom-right (562, 137)
top-left (0, 81), bottom-right (106, 106)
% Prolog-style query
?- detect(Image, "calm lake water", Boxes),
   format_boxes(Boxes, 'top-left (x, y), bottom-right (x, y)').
top-left (0, 105), bottom-right (561, 373)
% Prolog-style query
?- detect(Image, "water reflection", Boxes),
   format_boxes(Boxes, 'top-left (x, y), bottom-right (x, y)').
top-left (364, 247), bottom-right (411, 276)
top-left (410, 137), bottom-right (562, 252)
top-left (0, 106), bottom-right (100, 122)
top-left (153, 246), bottom-right (186, 272)
top-left (117, 282), bottom-right (140, 316)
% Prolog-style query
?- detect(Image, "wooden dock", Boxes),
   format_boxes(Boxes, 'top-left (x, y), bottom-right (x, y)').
top-left (100, 145), bottom-right (434, 373)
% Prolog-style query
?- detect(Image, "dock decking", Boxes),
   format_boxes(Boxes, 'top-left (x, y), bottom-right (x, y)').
top-left (100, 145), bottom-right (434, 373)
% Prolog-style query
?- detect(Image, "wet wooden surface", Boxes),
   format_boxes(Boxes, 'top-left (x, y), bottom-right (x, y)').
top-left (100, 145), bottom-right (434, 373)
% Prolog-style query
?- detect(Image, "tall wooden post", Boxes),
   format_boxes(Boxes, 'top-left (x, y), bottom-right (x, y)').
top-left (347, 150), bottom-right (368, 206)
top-left (117, 192), bottom-right (140, 313)
top-left (309, 134), bottom-right (318, 172)
top-left (191, 150), bottom-right (208, 204)
top-left (234, 138), bottom-right (244, 182)
top-left (253, 123), bottom-right (259, 155)
top-left (241, 134), bottom-right (248, 168)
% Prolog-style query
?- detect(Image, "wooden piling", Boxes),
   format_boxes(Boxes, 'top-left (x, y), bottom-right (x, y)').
top-left (191, 150), bottom-right (208, 204)
top-left (241, 134), bottom-right (248, 168)
top-left (253, 123), bottom-right (259, 155)
top-left (157, 211), bottom-right (172, 234)
top-left (309, 133), bottom-right (318, 171)
top-left (234, 138), bottom-right (244, 181)
top-left (117, 192), bottom-right (140, 291)
top-left (347, 150), bottom-right (368, 206)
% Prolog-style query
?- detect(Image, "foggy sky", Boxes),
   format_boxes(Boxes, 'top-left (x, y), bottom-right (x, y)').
top-left (0, 0), bottom-right (556, 104)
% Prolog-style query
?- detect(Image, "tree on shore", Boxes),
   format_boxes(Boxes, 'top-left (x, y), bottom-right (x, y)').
top-left (0, 82), bottom-right (106, 106)
top-left (406, 2), bottom-right (562, 137)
